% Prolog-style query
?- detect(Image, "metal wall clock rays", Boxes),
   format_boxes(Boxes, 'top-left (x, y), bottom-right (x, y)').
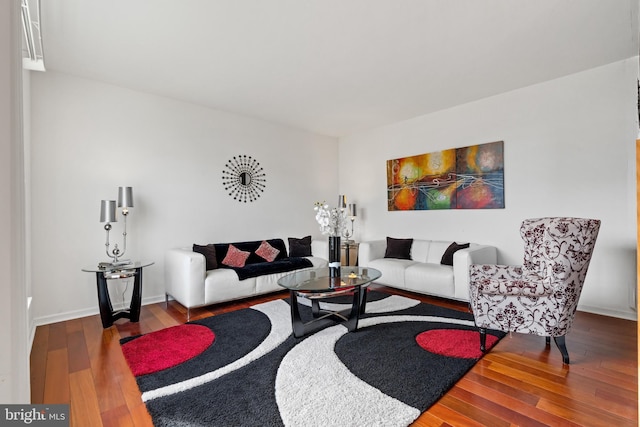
top-left (222, 155), bottom-right (267, 202)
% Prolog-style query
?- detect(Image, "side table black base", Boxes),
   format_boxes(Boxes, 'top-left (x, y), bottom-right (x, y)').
top-left (95, 267), bottom-right (143, 328)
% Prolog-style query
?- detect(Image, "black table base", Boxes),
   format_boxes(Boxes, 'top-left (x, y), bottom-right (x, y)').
top-left (289, 286), bottom-right (368, 338)
top-left (95, 267), bottom-right (143, 328)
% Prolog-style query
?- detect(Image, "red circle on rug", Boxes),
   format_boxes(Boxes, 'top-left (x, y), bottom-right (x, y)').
top-left (416, 329), bottom-right (498, 359)
top-left (121, 324), bottom-right (215, 376)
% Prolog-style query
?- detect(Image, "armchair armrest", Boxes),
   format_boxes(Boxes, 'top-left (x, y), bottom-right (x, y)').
top-left (358, 240), bottom-right (387, 267)
top-left (453, 245), bottom-right (498, 300)
top-left (470, 264), bottom-right (554, 297)
top-left (164, 248), bottom-right (207, 309)
top-left (469, 264), bottom-right (524, 282)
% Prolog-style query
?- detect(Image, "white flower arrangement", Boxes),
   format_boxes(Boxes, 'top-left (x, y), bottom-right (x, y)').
top-left (314, 201), bottom-right (347, 237)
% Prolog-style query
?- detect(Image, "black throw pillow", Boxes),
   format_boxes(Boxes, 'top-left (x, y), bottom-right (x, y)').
top-left (193, 244), bottom-right (218, 270)
top-left (440, 242), bottom-right (470, 266)
top-left (288, 236), bottom-right (312, 257)
top-left (384, 237), bottom-right (413, 260)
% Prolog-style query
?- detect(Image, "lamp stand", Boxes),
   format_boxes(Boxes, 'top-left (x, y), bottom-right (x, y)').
top-left (104, 210), bottom-right (128, 263)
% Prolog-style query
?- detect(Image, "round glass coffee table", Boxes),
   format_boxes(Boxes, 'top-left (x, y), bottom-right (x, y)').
top-left (278, 266), bottom-right (382, 338)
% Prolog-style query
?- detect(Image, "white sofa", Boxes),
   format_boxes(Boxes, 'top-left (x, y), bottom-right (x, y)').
top-left (359, 239), bottom-right (497, 301)
top-left (165, 239), bottom-right (328, 317)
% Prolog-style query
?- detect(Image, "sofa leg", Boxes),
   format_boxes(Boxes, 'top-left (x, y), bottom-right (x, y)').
top-left (545, 336), bottom-right (551, 346)
top-left (554, 335), bottom-right (570, 364)
top-left (187, 307), bottom-right (191, 323)
top-left (479, 328), bottom-right (487, 352)
top-left (165, 293), bottom-right (169, 308)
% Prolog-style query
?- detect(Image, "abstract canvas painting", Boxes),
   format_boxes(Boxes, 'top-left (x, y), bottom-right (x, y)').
top-left (387, 141), bottom-right (504, 211)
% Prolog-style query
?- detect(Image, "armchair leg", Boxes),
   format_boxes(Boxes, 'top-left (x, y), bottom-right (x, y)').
top-left (479, 328), bottom-right (487, 352)
top-left (554, 335), bottom-right (570, 364)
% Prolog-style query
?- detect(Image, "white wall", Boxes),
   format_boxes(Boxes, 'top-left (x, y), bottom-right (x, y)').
top-left (30, 71), bottom-right (338, 324)
top-left (30, 60), bottom-right (639, 322)
top-left (0, 0), bottom-right (30, 403)
top-left (340, 58), bottom-right (638, 320)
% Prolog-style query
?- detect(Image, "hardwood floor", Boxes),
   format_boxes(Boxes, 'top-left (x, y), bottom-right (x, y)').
top-left (30, 285), bottom-right (638, 426)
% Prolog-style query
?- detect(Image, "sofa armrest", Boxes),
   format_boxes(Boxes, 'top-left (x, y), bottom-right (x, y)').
top-left (453, 245), bottom-right (498, 301)
top-left (164, 248), bottom-right (207, 309)
top-left (358, 240), bottom-right (387, 267)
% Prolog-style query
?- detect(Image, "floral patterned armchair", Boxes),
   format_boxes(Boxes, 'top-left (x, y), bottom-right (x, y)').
top-left (469, 217), bottom-right (601, 364)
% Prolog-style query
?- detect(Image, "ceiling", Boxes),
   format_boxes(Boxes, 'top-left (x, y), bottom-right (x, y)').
top-left (39, 0), bottom-right (639, 137)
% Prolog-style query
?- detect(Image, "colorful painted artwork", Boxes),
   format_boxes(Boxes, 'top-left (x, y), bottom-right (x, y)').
top-left (387, 141), bottom-right (504, 210)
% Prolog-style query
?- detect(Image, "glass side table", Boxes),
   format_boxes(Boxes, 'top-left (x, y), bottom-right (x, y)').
top-left (82, 261), bottom-right (154, 328)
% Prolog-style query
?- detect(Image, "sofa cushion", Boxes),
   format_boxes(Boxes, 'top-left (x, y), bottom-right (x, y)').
top-left (368, 258), bottom-right (416, 288)
top-left (440, 242), bottom-right (470, 266)
top-left (384, 237), bottom-right (413, 260)
top-left (411, 240), bottom-right (431, 262)
top-left (192, 244), bottom-right (218, 270)
top-left (222, 244), bottom-right (251, 268)
top-left (288, 236), bottom-right (312, 257)
top-left (255, 240), bottom-right (280, 262)
top-left (204, 269), bottom-right (256, 302)
top-left (405, 263), bottom-right (455, 297)
top-left (426, 241), bottom-right (454, 264)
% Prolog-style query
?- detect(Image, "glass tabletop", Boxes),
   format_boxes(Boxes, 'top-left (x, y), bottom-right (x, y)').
top-left (81, 260), bottom-right (154, 273)
top-left (278, 266), bottom-right (381, 292)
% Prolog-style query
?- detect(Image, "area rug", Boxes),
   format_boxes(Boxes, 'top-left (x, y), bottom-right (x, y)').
top-left (120, 291), bottom-right (503, 426)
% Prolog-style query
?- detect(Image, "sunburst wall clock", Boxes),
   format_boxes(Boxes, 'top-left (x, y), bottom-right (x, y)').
top-left (221, 155), bottom-right (267, 202)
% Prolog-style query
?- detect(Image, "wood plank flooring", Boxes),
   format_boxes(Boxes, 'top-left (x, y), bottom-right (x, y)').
top-left (30, 285), bottom-right (638, 426)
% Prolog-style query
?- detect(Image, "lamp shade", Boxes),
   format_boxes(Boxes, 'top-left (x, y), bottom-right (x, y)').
top-left (338, 195), bottom-right (346, 209)
top-left (348, 203), bottom-right (357, 217)
top-left (118, 186), bottom-right (134, 208)
top-left (100, 200), bottom-right (117, 223)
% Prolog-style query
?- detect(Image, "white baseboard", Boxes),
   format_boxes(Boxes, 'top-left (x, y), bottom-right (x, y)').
top-left (577, 304), bottom-right (637, 321)
top-left (28, 297), bottom-right (35, 353)
top-left (31, 296), bottom-right (637, 327)
top-left (32, 294), bottom-right (168, 327)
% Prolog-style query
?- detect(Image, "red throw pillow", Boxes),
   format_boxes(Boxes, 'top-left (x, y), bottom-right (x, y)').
top-left (255, 240), bottom-right (280, 262)
top-left (222, 244), bottom-right (251, 268)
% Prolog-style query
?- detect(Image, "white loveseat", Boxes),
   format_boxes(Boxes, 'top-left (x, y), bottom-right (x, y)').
top-left (359, 239), bottom-right (497, 301)
top-left (165, 239), bottom-right (328, 317)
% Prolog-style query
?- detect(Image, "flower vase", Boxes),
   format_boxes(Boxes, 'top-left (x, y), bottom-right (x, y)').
top-left (328, 235), bottom-right (341, 284)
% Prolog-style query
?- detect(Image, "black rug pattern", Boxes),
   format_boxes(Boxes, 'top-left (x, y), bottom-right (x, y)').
top-left (120, 291), bottom-right (503, 426)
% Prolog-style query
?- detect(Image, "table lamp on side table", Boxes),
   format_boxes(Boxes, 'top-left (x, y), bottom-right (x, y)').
top-left (99, 186), bottom-right (134, 266)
